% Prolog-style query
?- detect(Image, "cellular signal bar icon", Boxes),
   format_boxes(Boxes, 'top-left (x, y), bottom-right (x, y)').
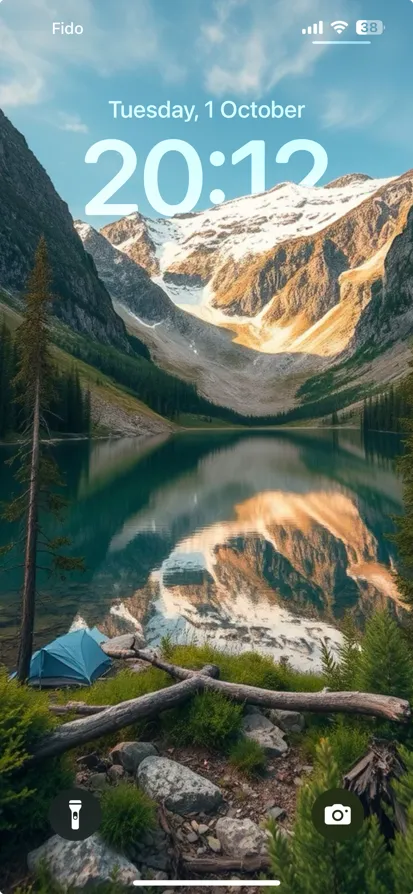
top-left (302, 21), bottom-right (324, 35)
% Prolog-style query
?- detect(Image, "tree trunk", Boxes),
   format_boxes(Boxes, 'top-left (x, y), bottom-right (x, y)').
top-left (17, 379), bottom-right (40, 683)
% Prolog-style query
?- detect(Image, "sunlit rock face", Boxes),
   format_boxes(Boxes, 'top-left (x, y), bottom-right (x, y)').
top-left (77, 171), bottom-right (413, 416)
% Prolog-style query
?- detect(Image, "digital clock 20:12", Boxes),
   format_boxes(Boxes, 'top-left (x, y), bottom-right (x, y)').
top-left (85, 138), bottom-right (329, 217)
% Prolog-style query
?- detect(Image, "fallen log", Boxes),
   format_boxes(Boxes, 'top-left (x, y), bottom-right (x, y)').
top-left (33, 663), bottom-right (219, 761)
top-left (31, 675), bottom-right (203, 762)
top-left (131, 649), bottom-right (412, 723)
top-left (38, 653), bottom-right (410, 761)
top-left (181, 854), bottom-right (271, 874)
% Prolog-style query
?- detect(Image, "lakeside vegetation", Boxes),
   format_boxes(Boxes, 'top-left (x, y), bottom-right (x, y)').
top-left (3, 239), bottom-right (413, 893)
top-left (3, 610), bottom-right (413, 892)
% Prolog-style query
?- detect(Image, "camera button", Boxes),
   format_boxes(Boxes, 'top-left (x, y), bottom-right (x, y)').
top-left (311, 787), bottom-right (364, 841)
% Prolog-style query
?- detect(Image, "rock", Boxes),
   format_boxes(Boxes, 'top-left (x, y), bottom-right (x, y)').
top-left (207, 836), bottom-right (221, 853)
top-left (144, 851), bottom-right (169, 871)
top-left (138, 757), bottom-right (223, 815)
top-left (241, 715), bottom-right (288, 757)
top-left (197, 823), bottom-right (209, 835)
top-left (27, 834), bottom-right (139, 887)
top-left (109, 741), bottom-right (158, 774)
top-left (107, 764), bottom-right (125, 783)
top-left (268, 709), bottom-right (305, 733)
top-left (244, 705), bottom-right (265, 716)
top-left (89, 773), bottom-right (108, 791)
top-left (186, 831), bottom-right (198, 844)
top-left (75, 773), bottom-right (88, 786)
top-left (76, 752), bottom-right (101, 770)
top-left (215, 817), bottom-right (266, 857)
top-left (101, 632), bottom-right (145, 654)
top-left (267, 806), bottom-right (286, 821)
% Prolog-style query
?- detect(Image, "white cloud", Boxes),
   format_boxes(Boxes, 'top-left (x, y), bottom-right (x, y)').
top-left (57, 113), bottom-right (88, 134)
top-left (0, 0), bottom-right (185, 108)
top-left (199, 0), bottom-right (331, 96)
top-left (321, 89), bottom-right (388, 130)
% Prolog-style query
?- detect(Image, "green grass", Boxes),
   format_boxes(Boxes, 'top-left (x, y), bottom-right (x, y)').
top-left (162, 689), bottom-right (243, 749)
top-left (229, 737), bottom-right (267, 777)
top-left (301, 718), bottom-right (371, 775)
top-left (100, 784), bottom-right (156, 855)
top-left (163, 642), bottom-right (325, 692)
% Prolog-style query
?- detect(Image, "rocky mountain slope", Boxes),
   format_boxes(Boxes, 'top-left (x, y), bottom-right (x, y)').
top-left (0, 110), bottom-right (127, 348)
top-left (77, 170), bottom-right (413, 416)
top-left (75, 221), bottom-right (271, 412)
top-left (2, 104), bottom-right (412, 419)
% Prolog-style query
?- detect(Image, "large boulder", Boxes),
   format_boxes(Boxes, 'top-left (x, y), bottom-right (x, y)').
top-left (268, 709), bottom-right (305, 733)
top-left (215, 817), bottom-right (266, 857)
top-left (101, 632), bottom-right (145, 654)
top-left (241, 714), bottom-right (288, 757)
top-left (138, 756), bottom-right (222, 815)
top-left (27, 834), bottom-right (139, 888)
top-left (109, 741), bottom-right (158, 774)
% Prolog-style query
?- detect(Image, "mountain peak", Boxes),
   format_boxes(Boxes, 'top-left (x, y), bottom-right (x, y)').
top-left (325, 173), bottom-right (373, 189)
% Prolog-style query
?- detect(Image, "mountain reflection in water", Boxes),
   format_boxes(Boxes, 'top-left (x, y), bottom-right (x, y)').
top-left (0, 429), bottom-right (404, 670)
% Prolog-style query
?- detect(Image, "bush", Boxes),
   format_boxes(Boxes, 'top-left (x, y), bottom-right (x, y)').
top-left (163, 690), bottom-right (243, 749)
top-left (229, 737), bottom-right (266, 777)
top-left (321, 613), bottom-right (360, 691)
top-left (326, 718), bottom-right (370, 775)
top-left (267, 738), bottom-right (392, 894)
top-left (100, 784), bottom-right (156, 855)
top-left (356, 610), bottom-right (413, 702)
top-left (0, 668), bottom-right (73, 855)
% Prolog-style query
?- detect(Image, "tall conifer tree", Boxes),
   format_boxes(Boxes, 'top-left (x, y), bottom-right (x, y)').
top-left (2, 238), bottom-right (84, 682)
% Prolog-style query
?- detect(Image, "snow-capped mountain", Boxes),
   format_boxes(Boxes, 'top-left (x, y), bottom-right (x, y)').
top-left (78, 170), bottom-right (413, 417)
top-left (101, 174), bottom-right (394, 307)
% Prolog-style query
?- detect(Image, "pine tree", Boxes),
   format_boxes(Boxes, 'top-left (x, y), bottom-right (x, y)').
top-left (267, 738), bottom-right (390, 893)
top-left (356, 610), bottom-right (413, 701)
top-left (1, 238), bottom-right (84, 682)
top-left (393, 803), bottom-right (413, 894)
top-left (321, 612), bottom-right (360, 691)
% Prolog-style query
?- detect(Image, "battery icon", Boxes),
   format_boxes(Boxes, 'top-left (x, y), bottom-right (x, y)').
top-left (356, 20), bottom-right (385, 35)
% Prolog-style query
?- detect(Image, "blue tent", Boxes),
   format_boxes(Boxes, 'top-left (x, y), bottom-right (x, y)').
top-left (86, 626), bottom-right (109, 645)
top-left (24, 628), bottom-right (111, 687)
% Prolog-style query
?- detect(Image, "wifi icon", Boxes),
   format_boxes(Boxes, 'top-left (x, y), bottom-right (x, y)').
top-left (331, 20), bottom-right (349, 34)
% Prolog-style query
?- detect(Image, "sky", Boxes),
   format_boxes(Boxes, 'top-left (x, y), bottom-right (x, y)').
top-left (0, 0), bottom-right (412, 227)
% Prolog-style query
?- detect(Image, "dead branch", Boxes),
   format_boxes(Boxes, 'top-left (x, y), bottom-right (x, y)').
top-left (31, 676), bottom-right (202, 762)
top-left (49, 702), bottom-right (108, 716)
top-left (181, 853), bottom-right (272, 874)
top-left (130, 649), bottom-right (411, 723)
top-left (158, 803), bottom-right (183, 879)
top-left (37, 653), bottom-right (411, 763)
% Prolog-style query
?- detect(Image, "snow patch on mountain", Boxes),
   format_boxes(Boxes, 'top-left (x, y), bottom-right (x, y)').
top-left (103, 176), bottom-right (394, 278)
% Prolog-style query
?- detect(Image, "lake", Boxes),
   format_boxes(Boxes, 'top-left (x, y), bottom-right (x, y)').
top-left (0, 429), bottom-right (405, 672)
